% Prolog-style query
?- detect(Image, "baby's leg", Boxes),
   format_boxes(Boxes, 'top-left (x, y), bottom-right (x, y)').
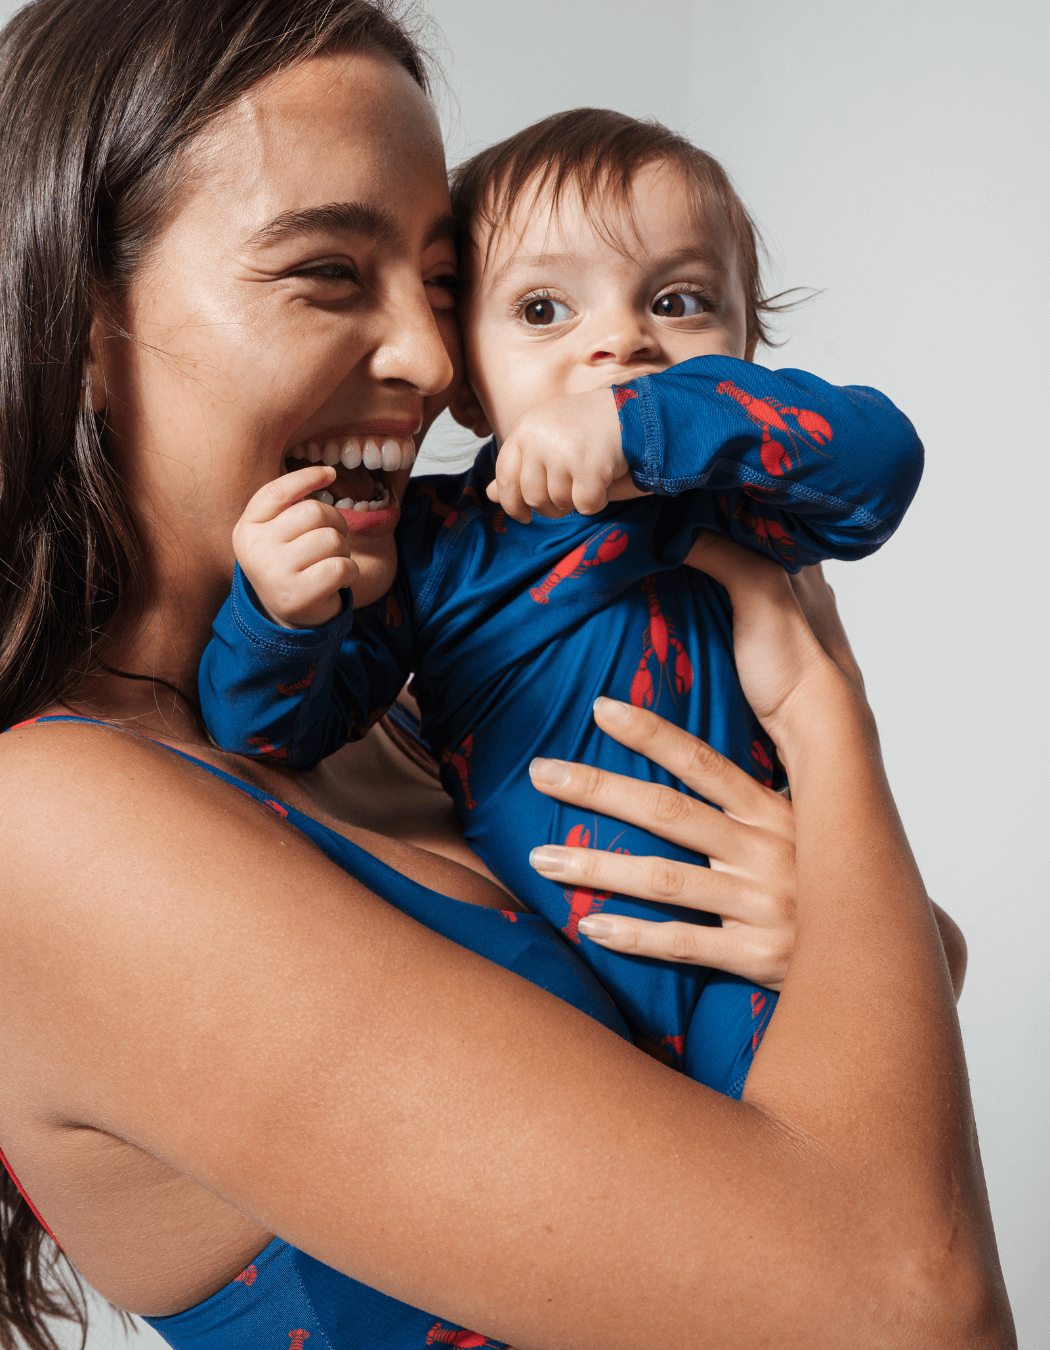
top-left (684, 973), bottom-right (778, 1100)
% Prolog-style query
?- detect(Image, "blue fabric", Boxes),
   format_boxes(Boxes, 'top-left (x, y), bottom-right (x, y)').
top-left (199, 355), bottom-right (922, 1081)
top-left (16, 715), bottom-right (633, 1350)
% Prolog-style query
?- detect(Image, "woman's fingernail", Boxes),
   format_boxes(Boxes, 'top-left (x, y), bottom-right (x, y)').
top-left (529, 757), bottom-right (568, 785)
top-left (529, 846), bottom-right (564, 871)
top-left (578, 915), bottom-right (616, 939)
top-left (594, 696), bottom-right (630, 724)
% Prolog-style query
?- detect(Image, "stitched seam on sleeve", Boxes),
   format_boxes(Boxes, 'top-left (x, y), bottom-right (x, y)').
top-left (229, 582), bottom-right (345, 658)
top-left (644, 457), bottom-right (885, 531)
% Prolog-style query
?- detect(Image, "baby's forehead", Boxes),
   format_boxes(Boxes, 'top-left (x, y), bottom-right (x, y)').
top-left (467, 162), bottom-right (735, 282)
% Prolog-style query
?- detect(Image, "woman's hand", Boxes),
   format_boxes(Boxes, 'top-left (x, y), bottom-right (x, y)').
top-left (529, 702), bottom-right (797, 990)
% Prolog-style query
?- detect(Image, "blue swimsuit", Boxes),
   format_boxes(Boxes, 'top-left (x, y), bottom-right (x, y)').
top-left (1, 715), bottom-right (633, 1350)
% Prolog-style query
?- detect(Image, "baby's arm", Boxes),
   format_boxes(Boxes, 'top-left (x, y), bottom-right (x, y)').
top-left (199, 466), bottom-right (412, 768)
top-left (486, 356), bottom-right (923, 567)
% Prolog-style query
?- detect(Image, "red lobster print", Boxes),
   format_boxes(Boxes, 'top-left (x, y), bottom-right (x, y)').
top-left (246, 735), bottom-right (288, 762)
top-left (560, 824), bottom-right (629, 943)
top-left (636, 1032), bottom-right (686, 1068)
top-left (529, 527), bottom-right (629, 604)
top-left (288, 1332), bottom-right (310, 1350)
top-left (441, 733), bottom-right (475, 810)
top-left (426, 1323), bottom-right (497, 1347)
top-left (720, 494), bottom-right (795, 561)
top-left (380, 592), bottom-right (403, 628)
top-left (418, 483), bottom-right (483, 532)
top-left (751, 988), bottom-right (774, 1052)
top-left (233, 1263), bottom-right (257, 1287)
top-left (613, 385), bottom-right (638, 414)
top-left (630, 576), bottom-right (693, 711)
top-left (749, 738), bottom-right (774, 788)
top-left (716, 379), bottom-right (833, 477)
top-left (277, 663), bottom-right (315, 696)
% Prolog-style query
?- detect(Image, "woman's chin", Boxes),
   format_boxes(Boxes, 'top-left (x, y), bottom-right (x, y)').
top-left (349, 531), bottom-right (399, 609)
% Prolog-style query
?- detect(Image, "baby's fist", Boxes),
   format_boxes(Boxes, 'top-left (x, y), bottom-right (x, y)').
top-left (486, 386), bottom-right (637, 522)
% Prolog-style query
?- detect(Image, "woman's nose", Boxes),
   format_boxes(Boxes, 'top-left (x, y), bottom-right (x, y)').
top-left (371, 280), bottom-right (455, 396)
top-left (587, 310), bottom-right (659, 366)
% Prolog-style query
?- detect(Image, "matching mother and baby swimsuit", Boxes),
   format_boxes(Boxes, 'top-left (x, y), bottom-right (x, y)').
top-left (2, 355), bottom-right (923, 1349)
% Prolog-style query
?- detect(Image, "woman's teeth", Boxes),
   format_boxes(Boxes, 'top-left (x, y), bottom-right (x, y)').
top-left (307, 484), bottom-right (392, 512)
top-left (288, 434), bottom-right (416, 474)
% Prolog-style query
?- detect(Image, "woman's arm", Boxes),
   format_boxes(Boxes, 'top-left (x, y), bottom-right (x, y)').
top-left (0, 547), bottom-right (1008, 1347)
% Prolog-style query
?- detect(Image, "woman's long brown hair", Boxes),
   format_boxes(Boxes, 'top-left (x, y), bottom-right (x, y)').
top-left (0, 1), bottom-right (430, 1344)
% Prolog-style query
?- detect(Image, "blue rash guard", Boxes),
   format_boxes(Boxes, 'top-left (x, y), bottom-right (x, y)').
top-left (0, 715), bottom-right (632, 1350)
top-left (200, 355), bottom-right (923, 1084)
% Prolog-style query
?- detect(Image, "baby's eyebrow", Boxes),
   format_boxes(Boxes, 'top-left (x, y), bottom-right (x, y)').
top-left (242, 201), bottom-right (401, 249)
top-left (488, 251), bottom-right (577, 288)
top-left (644, 245), bottom-right (729, 278)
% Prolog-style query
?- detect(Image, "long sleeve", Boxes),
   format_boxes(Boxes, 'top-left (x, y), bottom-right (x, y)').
top-left (615, 355), bottom-right (923, 568)
top-left (198, 563), bottom-right (412, 769)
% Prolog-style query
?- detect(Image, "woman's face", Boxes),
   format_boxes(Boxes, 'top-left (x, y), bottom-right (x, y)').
top-left (98, 52), bottom-right (458, 607)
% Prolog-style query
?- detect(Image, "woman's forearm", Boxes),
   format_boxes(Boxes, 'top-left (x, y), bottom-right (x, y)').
top-left (742, 670), bottom-right (1004, 1336)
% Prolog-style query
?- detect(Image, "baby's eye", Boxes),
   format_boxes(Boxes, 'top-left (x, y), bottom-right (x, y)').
top-left (652, 291), bottom-right (707, 318)
top-left (521, 297), bottom-right (573, 326)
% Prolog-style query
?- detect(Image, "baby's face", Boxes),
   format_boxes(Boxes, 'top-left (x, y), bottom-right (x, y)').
top-left (458, 159), bottom-right (751, 445)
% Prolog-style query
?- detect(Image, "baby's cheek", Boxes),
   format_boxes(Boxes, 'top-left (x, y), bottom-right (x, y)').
top-left (350, 533), bottom-right (398, 609)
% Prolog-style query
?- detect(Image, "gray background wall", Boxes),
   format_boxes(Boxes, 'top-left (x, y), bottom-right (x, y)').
top-left (0, 0), bottom-right (1043, 1344)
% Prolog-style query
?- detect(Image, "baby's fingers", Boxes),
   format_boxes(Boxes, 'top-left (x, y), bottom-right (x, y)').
top-left (241, 465), bottom-right (337, 524)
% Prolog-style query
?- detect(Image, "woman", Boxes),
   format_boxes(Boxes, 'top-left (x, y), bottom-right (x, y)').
top-left (0, 1), bottom-right (1010, 1347)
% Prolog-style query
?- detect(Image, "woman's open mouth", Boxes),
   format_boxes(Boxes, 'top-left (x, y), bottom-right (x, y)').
top-left (285, 434), bottom-right (416, 513)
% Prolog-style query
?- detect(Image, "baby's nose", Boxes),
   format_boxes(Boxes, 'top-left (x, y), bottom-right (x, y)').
top-left (588, 316), bottom-right (658, 365)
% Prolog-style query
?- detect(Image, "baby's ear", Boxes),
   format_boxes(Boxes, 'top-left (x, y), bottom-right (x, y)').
top-left (448, 374), bottom-right (492, 438)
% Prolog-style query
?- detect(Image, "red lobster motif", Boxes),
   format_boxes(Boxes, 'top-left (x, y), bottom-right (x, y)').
top-left (529, 527), bottom-right (629, 604)
top-left (636, 1032), bottom-right (686, 1068)
top-left (749, 738), bottom-right (774, 788)
top-left (751, 988), bottom-right (773, 1052)
top-left (716, 379), bottom-right (833, 477)
top-left (441, 733), bottom-right (475, 810)
top-left (561, 823), bottom-right (629, 943)
top-left (426, 1324), bottom-right (497, 1347)
top-left (630, 576), bottom-right (693, 711)
top-left (277, 663), bottom-right (315, 696)
top-left (288, 1333), bottom-right (310, 1350)
top-left (613, 385), bottom-right (638, 414)
top-left (418, 483), bottom-right (484, 532)
top-left (720, 494), bottom-right (796, 561)
top-left (233, 1263), bottom-right (257, 1287)
top-left (246, 735), bottom-right (288, 762)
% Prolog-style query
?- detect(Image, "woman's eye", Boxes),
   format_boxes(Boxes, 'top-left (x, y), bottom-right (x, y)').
top-left (653, 291), bottom-right (707, 318)
top-left (521, 297), bottom-right (572, 326)
top-left (291, 262), bottom-right (360, 282)
top-left (426, 273), bottom-right (459, 308)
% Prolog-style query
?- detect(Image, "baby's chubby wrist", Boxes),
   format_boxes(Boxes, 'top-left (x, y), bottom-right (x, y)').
top-left (235, 562), bottom-right (352, 638)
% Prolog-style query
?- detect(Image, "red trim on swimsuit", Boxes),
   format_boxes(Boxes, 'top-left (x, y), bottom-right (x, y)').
top-left (0, 1144), bottom-right (62, 1248)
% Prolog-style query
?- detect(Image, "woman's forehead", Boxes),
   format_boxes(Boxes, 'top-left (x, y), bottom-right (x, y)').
top-left (183, 52), bottom-right (446, 237)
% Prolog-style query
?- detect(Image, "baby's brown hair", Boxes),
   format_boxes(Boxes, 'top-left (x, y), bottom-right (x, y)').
top-left (450, 108), bottom-right (793, 353)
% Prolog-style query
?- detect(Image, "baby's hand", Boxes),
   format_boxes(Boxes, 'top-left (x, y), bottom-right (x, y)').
top-left (485, 386), bottom-right (646, 522)
top-left (233, 465), bottom-right (358, 629)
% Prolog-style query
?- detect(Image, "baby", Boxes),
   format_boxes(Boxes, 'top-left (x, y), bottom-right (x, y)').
top-left (200, 109), bottom-right (923, 1094)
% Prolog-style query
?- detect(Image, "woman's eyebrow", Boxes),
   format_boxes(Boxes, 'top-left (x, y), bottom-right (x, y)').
top-left (422, 213), bottom-right (456, 250)
top-left (243, 201), bottom-right (401, 248)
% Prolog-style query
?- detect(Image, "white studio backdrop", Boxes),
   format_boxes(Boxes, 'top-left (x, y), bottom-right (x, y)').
top-left (0, 0), bottom-right (1041, 1345)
